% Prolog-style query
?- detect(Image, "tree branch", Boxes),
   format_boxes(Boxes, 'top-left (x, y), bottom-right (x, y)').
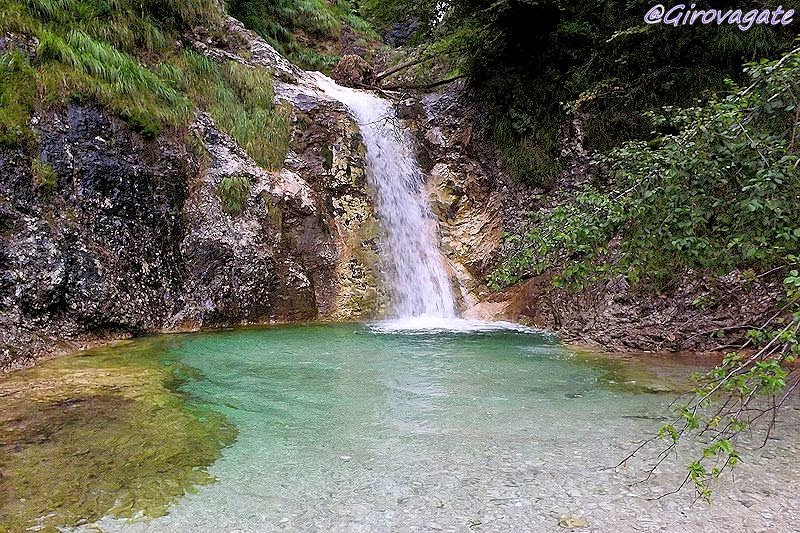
top-left (382, 73), bottom-right (469, 92)
top-left (376, 54), bottom-right (435, 81)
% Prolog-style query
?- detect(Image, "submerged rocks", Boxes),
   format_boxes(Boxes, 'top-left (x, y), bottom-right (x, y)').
top-left (559, 515), bottom-right (589, 528)
top-left (0, 340), bottom-right (237, 530)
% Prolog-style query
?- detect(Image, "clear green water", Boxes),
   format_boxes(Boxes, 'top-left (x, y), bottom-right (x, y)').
top-left (3, 324), bottom-right (799, 532)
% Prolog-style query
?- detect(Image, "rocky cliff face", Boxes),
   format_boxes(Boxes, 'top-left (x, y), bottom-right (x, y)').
top-left (396, 79), bottom-right (784, 353)
top-left (0, 20), bottom-right (386, 371)
top-left (487, 269), bottom-right (783, 353)
top-left (1, 104), bottom-right (189, 370)
top-left (393, 82), bottom-right (535, 317)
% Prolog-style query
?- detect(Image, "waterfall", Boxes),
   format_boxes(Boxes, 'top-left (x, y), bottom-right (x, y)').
top-left (310, 73), bottom-right (456, 319)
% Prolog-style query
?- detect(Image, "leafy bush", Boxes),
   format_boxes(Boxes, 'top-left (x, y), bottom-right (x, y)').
top-left (492, 46), bottom-right (800, 290)
top-left (624, 260), bottom-right (800, 501)
top-left (360, 0), bottom-right (797, 186)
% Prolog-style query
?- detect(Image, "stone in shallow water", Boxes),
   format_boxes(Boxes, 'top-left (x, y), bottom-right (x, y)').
top-left (467, 517), bottom-right (482, 529)
top-left (0, 339), bottom-right (236, 531)
top-left (558, 515), bottom-right (589, 528)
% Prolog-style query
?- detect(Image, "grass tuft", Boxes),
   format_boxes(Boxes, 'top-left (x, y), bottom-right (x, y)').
top-left (0, 0), bottom-right (289, 168)
top-left (31, 157), bottom-right (57, 188)
top-left (227, 0), bottom-right (380, 70)
top-left (218, 175), bottom-right (251, 215)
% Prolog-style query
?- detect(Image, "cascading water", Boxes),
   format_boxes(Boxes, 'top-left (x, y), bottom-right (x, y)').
top-left (311, 73), bottom-right (456, 319)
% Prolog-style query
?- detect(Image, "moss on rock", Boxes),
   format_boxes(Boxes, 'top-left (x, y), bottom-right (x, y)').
top-left (0, 339), bottom-right (237, 532)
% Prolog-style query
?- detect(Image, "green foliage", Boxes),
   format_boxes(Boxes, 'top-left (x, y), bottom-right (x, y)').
top-left (361, 0), bottom-right (798, 185)
top-left (492, 47), bottom-right (800, 291)
top-left (167, 52), bottom-right (290, 169)
top-left (227, 0), bottom-right (378, 70)
top-left (785, 264), bottom-right (800, 301)
top-left (291, 46), bottom-right (340, 72)
top-left (0, 0), bottom-right (289, 168)
top-left (336, 1), bottom-right (380, 40)
top-left (359, 0), bottom-right (437, 36)
top-left (31, 157), bottom-right (56, 188)
top-left (0, 50), bottom-right (37, 145)
top-left (677, 312), bottom-right (795, 501)
top-left (493, 116), bottom-right (563, 187)
top-left (219, 175), bottom-right (251, 215)
top-left (0, 1), bottom-right (197, 139)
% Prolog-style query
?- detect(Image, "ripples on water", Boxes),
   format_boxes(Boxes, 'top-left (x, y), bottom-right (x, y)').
top-left (1, 324), bottom-right (798, 532)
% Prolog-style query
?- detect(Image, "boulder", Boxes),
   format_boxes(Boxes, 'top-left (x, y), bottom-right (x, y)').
top-left (396, 98), bottom-right (424, 120)
top-left (331, 54), bottom-right (376, 87)
top-left (386, 19), bottom-right (419, 47)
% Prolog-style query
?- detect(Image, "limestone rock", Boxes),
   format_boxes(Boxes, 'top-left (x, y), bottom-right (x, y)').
top-left (413, 84), bottom-right (524, 318)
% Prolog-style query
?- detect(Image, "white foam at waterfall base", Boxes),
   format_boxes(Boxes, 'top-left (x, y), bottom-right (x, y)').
top-left (368, 316), bottom-right (547, 335)
top-left (309, 73), bottom-right (536, 335)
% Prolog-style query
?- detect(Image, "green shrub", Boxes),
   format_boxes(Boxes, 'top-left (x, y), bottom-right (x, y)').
top-left (360, 0), bottom-right (797, 186)
top-left (491, 47), bottom-right (800, 290)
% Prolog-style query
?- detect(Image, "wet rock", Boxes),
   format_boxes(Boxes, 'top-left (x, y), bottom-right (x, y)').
top-left (467, 517), bottom-right (482, 529)
top-left (331, 54), bottom-right (376, 88)
top-left (0, 32), bottom-right (38, 59)
top-left (424, 127), bottom-right (445, 147)
top-left (412, 83), bottom-right (531, 318)
top-left (396, 98), bottom-right (424, 120)
top-left (1, 103), bottom-right (191, 370)
top-left (498, 268), bottom-right (785, 352)
top-left (385, 18), bottom-right (419, 47)
top-left (191, 16), bottom-right (303, 83)
top-left (279, 95), bottom-right (385, 320)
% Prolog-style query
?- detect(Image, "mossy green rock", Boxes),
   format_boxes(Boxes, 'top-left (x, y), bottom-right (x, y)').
top-left (0, 339), bottom-right (236, 532)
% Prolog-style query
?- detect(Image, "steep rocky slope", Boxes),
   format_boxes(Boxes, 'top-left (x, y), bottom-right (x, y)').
top-left (0, 19), bottom-right (388, 370)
